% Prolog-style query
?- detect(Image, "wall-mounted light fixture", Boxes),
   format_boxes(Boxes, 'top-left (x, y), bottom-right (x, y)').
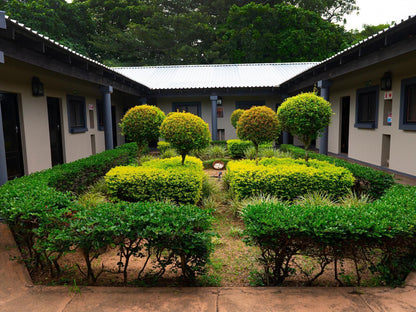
top-left (380, 72), bottom-right (392, 91)
top-left (32, 77), bottom-right (44, 96)
top-left (217, 97), bottom-right (222, 105)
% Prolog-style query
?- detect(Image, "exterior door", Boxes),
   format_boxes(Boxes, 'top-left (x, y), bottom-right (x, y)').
top-left (0, 92), bottom-right (24, 179)
top-left (47, 97), bottom-right (64, 166)
top-left (340, 96), bottom-right (350, 154)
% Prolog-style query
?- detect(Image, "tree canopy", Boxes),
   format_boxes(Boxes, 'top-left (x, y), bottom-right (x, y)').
top-left (0, 0), bottom-right (370, 66)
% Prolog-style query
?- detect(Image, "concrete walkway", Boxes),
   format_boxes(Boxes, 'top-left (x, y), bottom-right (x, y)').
top-left (2, 224), bottom-right (416, 311)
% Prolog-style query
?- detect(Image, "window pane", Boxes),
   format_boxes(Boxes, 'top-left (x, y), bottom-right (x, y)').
top-left (358, 91), bottom-right (376, 123)
top-left (406, 84), bottom-right (416, 123)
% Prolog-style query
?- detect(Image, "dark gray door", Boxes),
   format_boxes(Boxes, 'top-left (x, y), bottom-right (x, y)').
top-left (47, 97), bottom-right (64, 166)
top-left (0, 92), bottom-right (24, 179)
top-left (341, 97), bottom-right (350, 154)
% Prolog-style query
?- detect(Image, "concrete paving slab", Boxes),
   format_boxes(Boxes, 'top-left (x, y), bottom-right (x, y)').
top-left (217, 287), bottom-right (371, 312)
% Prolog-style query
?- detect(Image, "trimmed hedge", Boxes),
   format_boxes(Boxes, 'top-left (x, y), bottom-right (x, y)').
top-left (0, 148), bottom-right (213, 284)
top-left (106, 156), bottom-right (204, 204)
top-left (157, 141), bottom-right (171, 153)
top-left (226, 157), bottom-right (354, 200)
top-left (242, 184), bottom-right (416, 286)
top-left (280, 144), bottom-right (394, 198)
top-left (227, 140), bottom-right (273, 158)
top-left (48, 143), bottom-right (138, 194)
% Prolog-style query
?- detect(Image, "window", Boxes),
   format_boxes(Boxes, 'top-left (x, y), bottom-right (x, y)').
top-left (67, 95), bottom-right (87, 133)
top-left (217, 129), bottom-right (225, 141)
top-left (97, 100), bottom-right (104, 131)
top-left (236, 100), bottom-right (265, 110)
top-left (355, 86), bottom-right (379, 129)
top-left (217, 107), bottom-right (224, 118)
top-left (172, 102), bottom-right (201, 116)
top-left (400, 77), bottom-right (416, 130)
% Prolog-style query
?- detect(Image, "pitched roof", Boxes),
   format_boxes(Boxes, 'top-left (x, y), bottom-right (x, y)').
top-left (114, 63), bottom-right (318, 90)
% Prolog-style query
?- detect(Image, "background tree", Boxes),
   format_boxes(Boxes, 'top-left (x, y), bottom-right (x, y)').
top-left (120, 105), bottom-right (165, 162)
top-left (160, 112), bottom-right (211, 165)
top-left (277, 93), bottom-right (332, 161)
top-left (351, 23), bottom-right (392, 43)
top-left (230, 109), bottom-right (245, 129)
top-left (219, 3), bottom-right (353, 63)
top-left (2, 0), bottom-right (94, 55)
top-left (236, 106), bottom-right (280, 159)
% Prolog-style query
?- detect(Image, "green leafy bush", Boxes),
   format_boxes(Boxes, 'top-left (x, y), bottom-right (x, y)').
top-left (105, 156), bottom-right (204, 204)
top-left (157, 141), bottom-right (171, 153)
top-left (242, 184), bottom-right (416, 286)
top-left (120, 105), bottom-right (165, 160)
top-left (277, 93), bottom-right (332, 160)
top-left (230, 109), bottom-right (245, 129)
top-left (48, 143), bottom-right (137, 194)
top-left (160, 112), bottom-right (211, 165)
top-left (237, 106), bottom-right (280, 157)
top-left (280, 144), bottom-right (394, 199)
top-left (226, 157), bottom-right (354, 200)
top-left (227, 139), bottom-right (254, 158)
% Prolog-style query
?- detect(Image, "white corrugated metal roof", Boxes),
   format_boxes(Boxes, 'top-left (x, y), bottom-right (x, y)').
top-left (114, 63), bottom-right (318, 90)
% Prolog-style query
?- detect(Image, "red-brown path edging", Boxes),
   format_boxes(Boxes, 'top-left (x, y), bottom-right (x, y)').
top-left (2, 224), bottom-right (416, 311)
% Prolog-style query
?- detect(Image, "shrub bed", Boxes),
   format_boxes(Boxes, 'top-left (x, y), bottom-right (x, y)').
top-left (227, 140), bottom-right (273, 158)
top-left (226, 157), bottom-right (355, 200)
top-left (106, 156), bottom-right (204, 204)
top-left (242, 184), bottom-right (416, 286)
top-left (280, 144), bottom-right (394, 199)
top-left (0, 147), bottom-right (213, 284)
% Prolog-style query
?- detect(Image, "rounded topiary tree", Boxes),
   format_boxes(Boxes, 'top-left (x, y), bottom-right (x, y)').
top-left (120, 104), bottom-right (165, 161)
top-left (160, 112), bottom-right (211, 165)
top-left (277, 92), bottom-right (332, 161)
top-left (231, 109), bottom-right (245, 129)
top-left (236, 106), bottom-right (280, 159)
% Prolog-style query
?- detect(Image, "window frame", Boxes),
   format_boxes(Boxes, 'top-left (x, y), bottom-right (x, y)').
top-left (235, 100), bottom-right (265, 110)
top-left (172, 102), bottom-right (201, 117)
top-left (399, 77), bottom-right (416, 131)
top-left (354, 86), bottom-right (379, 129)
top-left (67, 95), bottom-right (87, 133)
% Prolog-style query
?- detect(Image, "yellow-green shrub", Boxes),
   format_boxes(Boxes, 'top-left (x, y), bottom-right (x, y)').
top-left (105, 157), bottom-right (204, 204)
top-left (226, 157), bottom-right (354, 200)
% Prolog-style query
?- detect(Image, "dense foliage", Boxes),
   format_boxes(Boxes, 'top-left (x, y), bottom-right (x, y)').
top-left (1, 0), bottom-right (362, 65)
top-left (160, 112), bottom-right (211, 165)
top-left (280, 144), bottom-right (395, 199)
top-left (0, 146), bottom-right (213, 284)
top-left (226, 157), bottom-right (355, 200)
top-left (230, 109), bottom-right (245, 129)
top-left (236, 106), bottom-right (280, 157)
top-left (105, 156), bottom-right (204, 204)
top-left (277, 93), bottom-right (332, 160)
top-left (242, 184), bottom-right (416, 286)
top-left (120, 105), bottom-right (165, 160)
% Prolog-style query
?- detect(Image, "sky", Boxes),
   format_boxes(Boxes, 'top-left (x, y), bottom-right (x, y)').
top-left (344, 0), bottom-right (416, 30)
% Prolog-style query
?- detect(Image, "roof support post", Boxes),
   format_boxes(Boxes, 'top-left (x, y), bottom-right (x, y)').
top-left (317, 80), bottom-right (333, 155)
top-left (100, 86), bottom-right (114, 150)
top-left (0, 101), bottom-right (8, 186)
top-left (210, 95), bottom-right (218, 141)
top-left (140, 97), bottom-right (147, 105)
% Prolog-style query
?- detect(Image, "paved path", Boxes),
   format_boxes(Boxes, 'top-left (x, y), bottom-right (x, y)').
top-left (2, 225), bottom-right (416, 312)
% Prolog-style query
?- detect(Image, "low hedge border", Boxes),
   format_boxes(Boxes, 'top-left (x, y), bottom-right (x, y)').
top-left (226, 157), bottom-right (355, 200)
top-left (0, 146), bottom-right (213, 284)
top-left (227, 140), bottom-right (274, 158)
top-left (242, 184), bottom-right (416, 286)
top-left (280, 144), bottom-right (394, 199)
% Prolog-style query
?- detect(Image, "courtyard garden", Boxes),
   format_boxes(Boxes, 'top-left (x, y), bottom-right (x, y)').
top-left (1, 95), bottom-right (416, 288)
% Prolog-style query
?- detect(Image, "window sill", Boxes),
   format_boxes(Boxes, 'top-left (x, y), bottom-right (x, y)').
top-left (354, 122), bottom-right (377, 129)
top-left (399, 124), bottom-right (416, 131)
top-left (69, 127), bottom-right (88, 134)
